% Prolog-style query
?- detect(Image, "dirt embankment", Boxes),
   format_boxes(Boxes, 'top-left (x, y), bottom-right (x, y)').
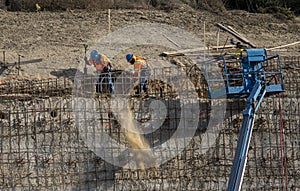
top-left (0, 6), bottom-right (299, 78)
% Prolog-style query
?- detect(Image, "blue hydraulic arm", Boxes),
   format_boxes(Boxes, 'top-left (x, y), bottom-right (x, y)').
top-left (227, 81), bottom-right (266, 191)
top-left (205, 48), bottom-right (284, 190)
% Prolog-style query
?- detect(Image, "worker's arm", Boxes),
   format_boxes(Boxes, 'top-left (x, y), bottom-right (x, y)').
top-left (108, 62), bottom-right (113, 72)
top-left (88, 57), bottom-right (96, 67)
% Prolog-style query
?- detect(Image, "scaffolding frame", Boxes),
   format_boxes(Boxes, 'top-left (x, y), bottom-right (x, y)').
top-left (0, 57), bottom-right (299, 190)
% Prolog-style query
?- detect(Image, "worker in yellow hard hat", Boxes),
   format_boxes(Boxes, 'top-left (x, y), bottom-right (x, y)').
top-left (35, 3), bottom-right (41, 11)
top-left (231, 39), bottom-right (247, 60)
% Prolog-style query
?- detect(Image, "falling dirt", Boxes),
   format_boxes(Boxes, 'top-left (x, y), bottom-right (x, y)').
top-left (119, 107), bottom-right (157, 170)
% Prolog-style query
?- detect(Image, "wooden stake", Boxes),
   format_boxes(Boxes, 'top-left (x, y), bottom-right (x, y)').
top-left (160, 45), bottom-right (235, 57)
top-left (203, 21), bottom-right (206, 48)
top-left (217, 29), bottom-right (220, 51)
top-left (203, 21), bottom-right (206, 59)
top-left (163, 34), bottom-right (180, 48)
top-left (108, 9), bottom-right (111, 34)
top-left (17, 54), bottom-right (21, 76)
top-left (3, 51), bottom-right (5, 64)
top-left (267, 41), bottom-right (300, 50)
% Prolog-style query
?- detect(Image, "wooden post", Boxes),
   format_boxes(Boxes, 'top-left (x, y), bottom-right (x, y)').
top-left (203, 21), bottom-right (206, 59)
top-left (203, 21), bottom-right (206, 48)
top-left (267, 41), bottom-right (300, 51)
top-left (3, 51), bottom-right (5, 64)
top-left (163, 34), bottom-right (180, 47)
top-left (217, 29), bottom-right (220, 51)
top-left (108, 9), bottom-right (111, 34)
top-left (18, 54), bottom-right (21, 76)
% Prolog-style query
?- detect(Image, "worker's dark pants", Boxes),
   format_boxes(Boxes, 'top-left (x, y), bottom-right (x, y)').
top-left (139, 78), bottom-right (148, 94)
top-left (137, 69), bottom-right (151, 95)
top-left (96, 73), bottom-right (114, 94)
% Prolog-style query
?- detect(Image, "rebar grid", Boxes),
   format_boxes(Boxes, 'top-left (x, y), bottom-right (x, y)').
top-left (0, 57), bottom-right (299, 190)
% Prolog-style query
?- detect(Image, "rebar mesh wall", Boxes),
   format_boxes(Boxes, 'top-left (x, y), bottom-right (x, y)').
top-left (0, 57), bottom-right (299, 190)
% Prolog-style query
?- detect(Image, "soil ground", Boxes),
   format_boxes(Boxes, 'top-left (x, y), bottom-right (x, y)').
top-left (0, 6), bottom-right (299, 190)
top-left (0, 6), bottom-right (300, 78)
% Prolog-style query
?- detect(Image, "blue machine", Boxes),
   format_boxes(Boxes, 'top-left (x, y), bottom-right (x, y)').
top-left (205, 48), bottom-right (284, 191)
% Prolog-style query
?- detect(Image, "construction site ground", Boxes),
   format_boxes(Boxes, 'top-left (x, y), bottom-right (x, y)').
top-left (0, 6), bottom-right (300, 77)
top-left (0, 5), bottom-right (300, 191)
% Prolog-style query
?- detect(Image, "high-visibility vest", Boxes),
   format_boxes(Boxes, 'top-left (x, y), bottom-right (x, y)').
top-left (235, 48), bottom-right (244, 59)
top-left (133, 56), bottom-right (148, 78)
top-left (89, 55), bottom-right (111, 72)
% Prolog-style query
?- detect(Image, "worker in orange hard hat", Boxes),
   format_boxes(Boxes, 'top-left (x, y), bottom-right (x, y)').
top-left (126, 54), bottom-right (151, 97)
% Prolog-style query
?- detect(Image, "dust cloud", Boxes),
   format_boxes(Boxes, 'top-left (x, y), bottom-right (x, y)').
top-left (119, 107), bottom-right (157, 170)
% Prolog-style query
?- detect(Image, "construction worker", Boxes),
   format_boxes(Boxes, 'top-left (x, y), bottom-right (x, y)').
top-left (88, 50), bottom-right (114, 94)
top-left (230, 39), bottom-right (247, 59)
top-left (35, 3), bottom-right (41, 11)
top-left (126, 54), bottom-right (151, 97)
